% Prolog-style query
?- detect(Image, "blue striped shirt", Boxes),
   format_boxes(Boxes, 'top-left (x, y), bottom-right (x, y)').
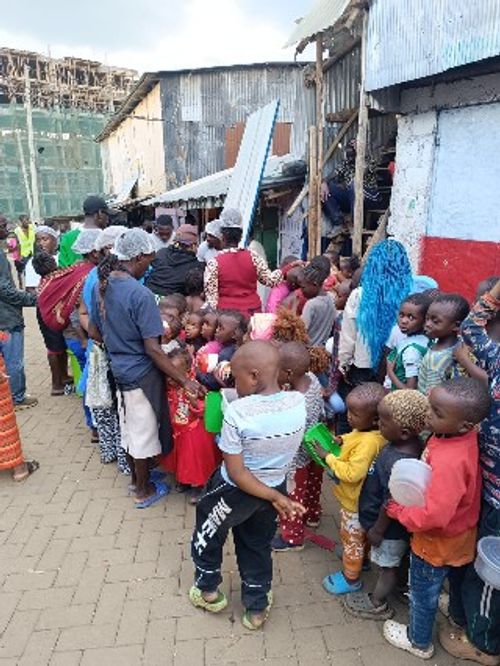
top-left (219, 391), bottom-right (306, 488)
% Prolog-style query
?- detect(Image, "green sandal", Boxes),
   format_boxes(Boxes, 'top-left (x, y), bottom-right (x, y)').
top-left (242, 591), bottom-right (273, 630)
top-left (188, 586), bottom-right (228, 613)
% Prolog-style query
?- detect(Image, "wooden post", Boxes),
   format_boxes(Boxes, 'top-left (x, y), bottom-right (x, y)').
top-left (352, 10), bottom-right (368, 257)
top-left (314, 33), bottom-right (324, 258)
top-left (15, 130), bottom-right (34, 219)
top-left (24, 65), bottom-right (41, 221)
top-left (308, 126), bottom-right (318, 260)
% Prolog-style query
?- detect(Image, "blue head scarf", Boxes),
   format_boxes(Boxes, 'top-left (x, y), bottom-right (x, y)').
top-left (357, 239), bottom-right (413, 368)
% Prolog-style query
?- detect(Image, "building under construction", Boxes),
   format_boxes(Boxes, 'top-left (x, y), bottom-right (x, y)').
top-left (0, 48), bottom-right (138, 220)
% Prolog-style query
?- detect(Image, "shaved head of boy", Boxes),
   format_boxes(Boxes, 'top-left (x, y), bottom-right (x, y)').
top-left (231, 341), bottom-right (281, 397)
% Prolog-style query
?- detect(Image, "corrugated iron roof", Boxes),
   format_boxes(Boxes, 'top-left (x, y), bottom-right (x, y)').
top-left (95, 62), bottom-right (308, 142)
top-left (284, 0), bottom-right (350, 47)
top-left (142, 154), bottom-right (301, 206)
top-left (365, 0), bottom-right (500, 91)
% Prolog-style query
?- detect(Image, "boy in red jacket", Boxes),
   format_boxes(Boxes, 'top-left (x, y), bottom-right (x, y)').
top-left (382, 377), bottom-right (491, 660)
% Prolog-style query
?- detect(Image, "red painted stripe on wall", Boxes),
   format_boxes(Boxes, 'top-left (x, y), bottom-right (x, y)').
top-left (420, 236), bottom-right (500, 302)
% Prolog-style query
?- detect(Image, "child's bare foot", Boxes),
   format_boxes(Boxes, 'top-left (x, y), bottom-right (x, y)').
top-left (134, 481), bottom-right (157, 503)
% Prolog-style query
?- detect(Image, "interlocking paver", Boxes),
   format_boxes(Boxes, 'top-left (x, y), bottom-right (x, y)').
top-left (0, 312), bottom-right (460, 665)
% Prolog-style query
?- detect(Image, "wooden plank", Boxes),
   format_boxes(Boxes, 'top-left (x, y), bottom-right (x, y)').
top-left (352, 10), bottom-right (368, 257)
top-left (322, 109), bottom-right (358, 166)
top-left (285, 110), bottom-right (358, 218)
top-left (362, 209), bottom-right (389, 262)
top-left (322, 37), bottom-right (361, 73)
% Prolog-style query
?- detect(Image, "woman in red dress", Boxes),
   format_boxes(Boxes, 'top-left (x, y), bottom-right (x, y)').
top-left (160, 345), bottom-right (221, 503)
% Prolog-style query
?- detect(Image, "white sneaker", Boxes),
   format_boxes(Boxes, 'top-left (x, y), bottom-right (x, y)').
top-left (383, 620), bottom-right (435, 660)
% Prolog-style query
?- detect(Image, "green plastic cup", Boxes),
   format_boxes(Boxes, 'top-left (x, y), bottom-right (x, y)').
top-left (204, 391), bottom-right (223, 433)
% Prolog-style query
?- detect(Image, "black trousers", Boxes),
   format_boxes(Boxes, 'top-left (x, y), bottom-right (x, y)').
top-left (191, 469), bottom-right (282, 611)
top-left (450, 500), bottom-right (500, 656)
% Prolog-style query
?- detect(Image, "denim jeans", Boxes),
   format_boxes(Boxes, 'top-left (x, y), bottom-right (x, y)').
top-left (409, 552), bottom-right (467, 649)
top-left (450, 501), bottom-right (500, 656)
top-left (0, 328), bottom-right (26, 403)
top-left (191, 469), bottom-right (282, 611)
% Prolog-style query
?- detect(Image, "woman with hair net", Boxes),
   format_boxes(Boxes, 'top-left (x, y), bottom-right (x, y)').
top-left (88, 228), bottom-right (205, 508)
top-left (204, 208), bottom-right (283, 317)
top-left (35, 229), bottom-right (102, 399)
top-left (78, 226), bottom-right (130, 473)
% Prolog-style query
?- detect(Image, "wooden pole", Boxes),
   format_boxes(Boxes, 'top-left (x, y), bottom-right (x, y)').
top-left (315, 33), bottom-right (324, 258)
top-left (307, 126), bottom-right (318, 260)
top-left (352, 10), bottom-right (369, 257)
top-left (24, 65), bottom-right (41, 221)
top-left (15, 130), bottom-right (34, 219)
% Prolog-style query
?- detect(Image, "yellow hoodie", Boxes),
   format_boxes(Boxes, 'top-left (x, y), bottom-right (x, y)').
top-left (325, 429), bottom-right (387, 513)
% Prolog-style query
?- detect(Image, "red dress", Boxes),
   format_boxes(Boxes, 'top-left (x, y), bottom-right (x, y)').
top-left (160, 384), bottom-right (221, 487)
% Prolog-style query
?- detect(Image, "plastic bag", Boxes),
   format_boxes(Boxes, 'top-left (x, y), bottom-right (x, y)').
top-left (85, 344), bottom-right (112, 409)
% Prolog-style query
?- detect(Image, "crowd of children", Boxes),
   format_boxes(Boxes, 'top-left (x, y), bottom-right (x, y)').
top-left (7, 220), bottom-right (499, 662)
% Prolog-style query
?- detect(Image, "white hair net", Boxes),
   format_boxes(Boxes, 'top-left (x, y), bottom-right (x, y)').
top-left (220, 208), bottom-right (242, 228)
top-left (205, 219), bottom-right (222, 239)
top-left (112, 228), bottom-right (155, 260)
top-left (35, 225), bottom-right (59, 240)
top-left (94, 225), bottom-right (128, 251)
top-left (72, 229), bottom-right (102, 254)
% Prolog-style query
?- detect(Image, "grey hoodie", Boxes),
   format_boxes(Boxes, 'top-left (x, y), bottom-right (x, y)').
top-left (0, 250), bottom-right (36, 331)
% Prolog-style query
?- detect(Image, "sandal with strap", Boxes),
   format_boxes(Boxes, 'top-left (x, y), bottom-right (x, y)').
top-left (13, 460), bottom-right (40, 482)
top-left (323, 571), bottom-right (362, 595)
top-left (242, 591), bottom-right (273, 630)
top-left (188, 586), bottom-right (228, 613)
top-left (343, 591), bottom-right (394, 620)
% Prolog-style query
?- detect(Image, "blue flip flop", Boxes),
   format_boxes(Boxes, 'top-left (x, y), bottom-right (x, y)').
top-left (135, 481), bottom-right (169, 509)
top-left (150, 468), bottom-right (167, 483)
top-left (322, 571), bottom-right (362, 595)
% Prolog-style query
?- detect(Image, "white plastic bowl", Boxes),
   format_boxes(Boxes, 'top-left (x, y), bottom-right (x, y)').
top-left (475, 537), bottom-right (500, 590)
top-left (389, 458), bottom-right (432, 507)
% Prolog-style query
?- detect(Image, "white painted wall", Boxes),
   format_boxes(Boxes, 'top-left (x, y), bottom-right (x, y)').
top-left (388, 111), bottom-right (438, 270)
top-left (100, 83), bottom-right (166, 197)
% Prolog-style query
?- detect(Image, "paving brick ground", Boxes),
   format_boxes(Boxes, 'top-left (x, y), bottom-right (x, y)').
top-left (0, 311), bottom-right (461, 665)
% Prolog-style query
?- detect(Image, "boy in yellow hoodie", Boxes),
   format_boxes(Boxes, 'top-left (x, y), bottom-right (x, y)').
top-left (314, 382), bottom-right (387, 594)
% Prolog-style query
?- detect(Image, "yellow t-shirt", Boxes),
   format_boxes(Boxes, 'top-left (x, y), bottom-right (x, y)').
top-left (325, 429), bottom-right (387, 513)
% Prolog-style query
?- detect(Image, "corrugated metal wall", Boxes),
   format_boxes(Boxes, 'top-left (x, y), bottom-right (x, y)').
top-left (160, 65), bottom-right (315, 188)
top-left (366, 0), bottom-right (500, 92)
top-left (0, 103), bottom-right (105, 219)
top-left (324, 45), bottom-right (396, 171)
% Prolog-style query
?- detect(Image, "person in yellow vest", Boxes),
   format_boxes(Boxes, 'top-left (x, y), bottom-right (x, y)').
top-left (14, 215), bottom-right (36, 289)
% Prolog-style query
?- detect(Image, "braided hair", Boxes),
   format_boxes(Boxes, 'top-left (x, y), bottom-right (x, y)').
top-left (357, 240), bottom-right (412, 368)
top-left (97, 253), bottom-right (126, 319)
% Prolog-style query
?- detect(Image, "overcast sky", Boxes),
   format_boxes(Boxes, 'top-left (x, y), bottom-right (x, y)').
top-left (0, 0), bottom-right (314, 73)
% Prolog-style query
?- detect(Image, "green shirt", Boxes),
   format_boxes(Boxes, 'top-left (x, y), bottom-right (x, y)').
top-left (58, 229), bottom-right (81, 268)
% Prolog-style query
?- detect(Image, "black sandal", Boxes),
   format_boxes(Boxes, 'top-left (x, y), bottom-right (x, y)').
top-left (343, 592), bottom-right (394, 620)
top-left (13, 460), bottom-right (40, 482)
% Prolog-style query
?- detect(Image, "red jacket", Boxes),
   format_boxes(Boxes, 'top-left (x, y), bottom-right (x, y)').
top-left (387, 430), bottom-right (481, 537)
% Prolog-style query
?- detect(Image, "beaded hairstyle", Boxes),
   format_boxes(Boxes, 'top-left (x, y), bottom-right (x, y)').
top-left (357, 239), bottom-right (412, 368)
